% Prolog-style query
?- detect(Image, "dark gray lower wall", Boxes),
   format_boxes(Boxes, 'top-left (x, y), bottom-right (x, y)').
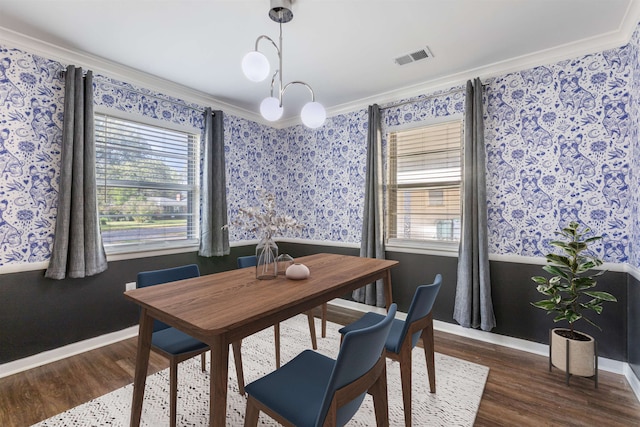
top-left (282, 243), bottom-right (628, 360)
top-left (630, 274), bottom-right (640, 378)
top-left (484, 258), bottom-right (626, 361)
top-left (0, 247), bottom-right (256, 364)
top-left (0, 242), bottom-right (632, 365)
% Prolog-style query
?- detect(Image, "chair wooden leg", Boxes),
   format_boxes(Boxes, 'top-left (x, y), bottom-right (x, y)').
top-left (232, 340), bottom-right (245, 395)
top-left (201, 351), bottom-right (207, 372)
top-left (421, 316), bottom-right (436, 393)
top-left (306, 311), bottom-right (318, 350)
top-left (370, 363), bottom-right (389, 427)
top-left (274, 323), bottom-right (281, 368)
top-left (169, 360), bottom-right (178, 427)
top-left (399, 349), bottom-right (412, 427)
top-left (322, 400), bottom-right (339, 427)
top-left (244, 396), bottom-right (260, 427)
top-left (321, 302), bottom-right (327, 338)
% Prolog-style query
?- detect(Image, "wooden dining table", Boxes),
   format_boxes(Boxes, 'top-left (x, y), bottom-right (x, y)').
top-left (124, 252), bottom-right (398, 427)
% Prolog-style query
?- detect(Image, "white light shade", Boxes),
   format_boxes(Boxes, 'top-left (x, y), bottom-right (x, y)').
top-left (242, 51), bottom-right (270, 82)
top-left (301, 101), bottom-right (326, 128)
top-left (260, 97), bottom-right (284, 121)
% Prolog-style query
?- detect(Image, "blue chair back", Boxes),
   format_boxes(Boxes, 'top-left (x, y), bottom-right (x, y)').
top-left (398, 274), bottom-right (442, 350)
top-left (137, 264), bottom-right (200, 332)
top-left (316, 303), bottom-right (397, 426)
top-left (237, 255), bottom-right (257, 268)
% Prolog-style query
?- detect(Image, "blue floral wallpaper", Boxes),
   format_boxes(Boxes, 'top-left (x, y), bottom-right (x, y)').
top-left (482, 48), bottom-right (635, 263)
top-left (629, 26), bottom-right (640, 270)
top-left (375, 38), bottom-right (638, 265)
top-left (224, 108), bottom-right (370, 243)
top-left (93, 76), bottom-right (204, 129)
top-left (0, 43), bottom-right (213, 266)
top-left (2, 20), bottom-right (640, 269)
top-left (0, 46), bottom-right (64, 265)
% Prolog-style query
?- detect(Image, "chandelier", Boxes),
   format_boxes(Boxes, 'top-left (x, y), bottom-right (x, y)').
top-left (241, 0), bottom-right (326, 128)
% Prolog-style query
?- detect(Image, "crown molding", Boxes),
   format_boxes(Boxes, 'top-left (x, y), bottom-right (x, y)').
top-left (324, 10), bottom-right (640, 122)
top-left (2, 9), bottom-right (640, 130)
top-left (621, 0), bottom-right (640, 40)
top-left (0, 25), bottom-right (264, 125)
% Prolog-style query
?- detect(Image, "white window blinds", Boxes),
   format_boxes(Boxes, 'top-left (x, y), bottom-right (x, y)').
top-left (95, 114), bottom-right (199, 249)
top-left (387, 120), bottom-right (462, 242)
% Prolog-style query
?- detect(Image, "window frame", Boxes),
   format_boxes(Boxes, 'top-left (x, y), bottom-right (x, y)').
top-left (94, 107), bottom-right (201, 256)
top-left (384, 115), bottom-right (463, 254)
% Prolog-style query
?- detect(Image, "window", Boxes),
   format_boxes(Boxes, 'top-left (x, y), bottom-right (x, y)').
top-left (386, 120), bottom-right (462, 245)
top-left (95, 113), bottom-right (200, 252)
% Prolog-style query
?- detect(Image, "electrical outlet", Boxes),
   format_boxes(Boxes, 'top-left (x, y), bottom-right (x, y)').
top-left (125, 282), bottom-right (136, 291)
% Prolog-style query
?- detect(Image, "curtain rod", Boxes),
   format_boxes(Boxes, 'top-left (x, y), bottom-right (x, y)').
top-left (379, 87), bottom-right (465, 111)
top-left (62, 69), bottom-right (213, 115)
top-left (94, 77), bottom-right (213, 115)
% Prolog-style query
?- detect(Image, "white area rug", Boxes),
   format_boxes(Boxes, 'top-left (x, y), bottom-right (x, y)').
top-left (34, 315), bottom-right (489, 426)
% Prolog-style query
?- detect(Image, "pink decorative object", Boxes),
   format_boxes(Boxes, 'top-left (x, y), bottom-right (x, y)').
top-left (285, 263), bottom-right (310, 280)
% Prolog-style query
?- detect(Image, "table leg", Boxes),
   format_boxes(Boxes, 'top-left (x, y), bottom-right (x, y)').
top-left (130, 308), bottom-right (153, 427)
top-left (383, 269), bottom-right (394, 311)
top-left (209, 336), bottom-right (229, 427)
top-left (232, 340), bottom-right (245, 395)
top-left (321, 302), bottom-right (327, 338)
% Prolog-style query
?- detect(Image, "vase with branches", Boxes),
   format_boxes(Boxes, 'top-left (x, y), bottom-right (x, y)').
top-left (225, 191), bottom-right (303, 279)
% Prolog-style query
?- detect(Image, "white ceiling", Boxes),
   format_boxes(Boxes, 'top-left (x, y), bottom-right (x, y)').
top-left (0, 0), bottom-right (638, 124)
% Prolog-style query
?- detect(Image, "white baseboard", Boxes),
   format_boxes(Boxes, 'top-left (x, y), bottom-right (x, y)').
top-left (625, 364), bottom-right (640, 402)
top-left (432, 318), bottom-right (626, 374)
top-left (330, 298), bottom-right (630, 376)
top-left (0, 326), bottom-right (139, 379)
top-left (2, 299), bottom-right (638, 404)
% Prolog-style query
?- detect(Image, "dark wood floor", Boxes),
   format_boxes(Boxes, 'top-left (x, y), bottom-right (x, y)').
top-left (1, 306), bottom-right (639, 426)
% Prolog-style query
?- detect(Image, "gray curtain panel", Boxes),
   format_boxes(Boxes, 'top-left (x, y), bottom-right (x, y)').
top-left (199, 108), bottom-right (229, 257)
top-left (353, 104), bottom-right (386, 307)
top-left (45, 65), bottom-right (107, 279)
top-left (453, 78), bottom-right (496, 331)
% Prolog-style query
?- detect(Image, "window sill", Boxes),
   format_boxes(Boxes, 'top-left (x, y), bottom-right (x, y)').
top-left (385, 238), bottom-right (459, 257)
top-left (105, 240), bottom-right (199, 262)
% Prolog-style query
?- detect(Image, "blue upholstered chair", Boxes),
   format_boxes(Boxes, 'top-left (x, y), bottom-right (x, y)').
top-left (339, 274), bottom-right (442, 427)
top-left (137, 264), bottom-right (245, 427)
top-left (243, 303), bottom-right (398, 427)
top-left (237, 255), bottom-right (319, 368)
top-left (236, 255), bottom-right (258, 269)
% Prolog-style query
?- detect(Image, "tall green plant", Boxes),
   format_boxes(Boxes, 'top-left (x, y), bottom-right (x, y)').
top-left (531, 222), bottom-right (617, 337)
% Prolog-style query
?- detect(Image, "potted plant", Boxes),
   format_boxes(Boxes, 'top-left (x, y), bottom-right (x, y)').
top-left (531, 221), bottom-right (617, 386)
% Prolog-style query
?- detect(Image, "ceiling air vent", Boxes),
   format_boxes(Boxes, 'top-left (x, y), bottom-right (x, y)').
top-left (394, 47), bottom-right (433, 66)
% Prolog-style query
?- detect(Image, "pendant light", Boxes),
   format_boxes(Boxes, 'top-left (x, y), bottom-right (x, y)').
top-left (241, 0), bottom-right (326, 128)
